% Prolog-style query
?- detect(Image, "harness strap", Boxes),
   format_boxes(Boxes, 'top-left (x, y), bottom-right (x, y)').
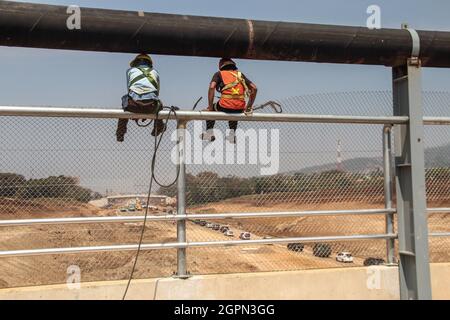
top-left (241, 74), bottom-right (250, 98)
top-left (220, 71), bottom-right (250, 99)
top-left (221, 94), bottom-right (246, 99)
top-left (221, 71), bottom-right (241, 91)
top-left (129, 67), bottom-right (160, 94)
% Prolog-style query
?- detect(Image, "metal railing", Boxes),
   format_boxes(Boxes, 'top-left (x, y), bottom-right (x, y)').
top-left (0, 106), bottom-right (402, 267)
top-left (0, 208), bottom-right (395, 227)
top-left (0, 234), bottom-right (396, 258)
top-left (0, 103), bottom-right (449, 291)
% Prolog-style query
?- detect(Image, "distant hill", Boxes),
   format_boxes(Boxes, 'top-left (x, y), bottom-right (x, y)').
top-left (297, 157), bottom-right (383, 174)
top-left (292, 143), bottom-right (450, 174)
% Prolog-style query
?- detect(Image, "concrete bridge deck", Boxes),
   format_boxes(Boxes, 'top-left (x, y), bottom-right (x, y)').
top-left (1, 263), bottom-right (448, 300)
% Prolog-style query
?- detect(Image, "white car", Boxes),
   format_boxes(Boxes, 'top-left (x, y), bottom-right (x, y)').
top-left (225, 230), bottom-right (234, 237)
top-left (240, 232), bottom-right (251, 240)
top-left (336, 252), bottom-right (354, 263)
top-left (206, 223), bottom-right (214, 228)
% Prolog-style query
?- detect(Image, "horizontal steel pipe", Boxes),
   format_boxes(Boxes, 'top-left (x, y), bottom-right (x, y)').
top-left (0, 106), bottom-right (409, 124)
top-left (0, 234), bottom-right (396, 257)
top-left (1, 1), bottom-right (450, 67)
top-left (0, 209), bottom-right (395, 227)
top-left (5, 107), bottom-right (450, 126)
top-left (427, 208), bottom-right (450, 213)
top-left (423, 117), bottom-right (450, 125)
top-left (429, 232), bottom-right (450, 237)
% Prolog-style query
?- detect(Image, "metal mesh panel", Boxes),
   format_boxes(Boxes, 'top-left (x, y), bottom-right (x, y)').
top-left (183, 92), bottom-right (391, 277)
top-left (0, 222), bottom-right (177, 250)
top-left (422, 94), bottom-right (450, 261)
top-left (0, 250), bottom-right (177, 289)
top-left (188, 240), bottom-right (387, 275)
top-left (0, 91), bottom-right (449, 289)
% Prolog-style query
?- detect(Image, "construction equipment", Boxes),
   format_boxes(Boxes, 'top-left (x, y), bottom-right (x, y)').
top-left (126, 200), bottom-right (136, 212)
top-left (135, 198), bottom-right (143, 211)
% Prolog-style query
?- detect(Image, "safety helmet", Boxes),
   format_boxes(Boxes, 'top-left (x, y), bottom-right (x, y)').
top-left (219, 58), bottom-right (236, 70)
top-left (130, 54), bottom-right (153, 67)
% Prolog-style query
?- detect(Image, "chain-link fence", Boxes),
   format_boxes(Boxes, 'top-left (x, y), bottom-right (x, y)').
top-left (0, 91), bottom-right (449, 289)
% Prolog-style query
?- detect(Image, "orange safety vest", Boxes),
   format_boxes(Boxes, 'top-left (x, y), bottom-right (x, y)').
top-left (219, 70), bottom-right (249, 110)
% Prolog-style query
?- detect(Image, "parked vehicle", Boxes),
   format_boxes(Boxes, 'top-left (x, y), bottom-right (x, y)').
top-left (336, 252), bottom-right (354, 263)
top-left (212, 224), bottom-right (220, 231)
top-left (287, 243), bottom-right (305, 252)
top-left (199, 220), bottom-right (207, 227)
top-left (135, 199), bottom-right (143, 211)
top-left (225, 230), bottom-right (234, 237)
top-left (239, 232), bottom-right (251, 240)
top-left (206, 223), bottom-right (214, 228)
top-left (119, 207), bottom-right (127, 213)
top-left (364, 257), bottom-right (386, 266)
top-left (220, 225), bottom-right (230, 233)
top-left (313, 243), bottom-right (332, 258)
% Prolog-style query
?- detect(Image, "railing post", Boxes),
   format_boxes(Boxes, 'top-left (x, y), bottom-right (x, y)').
top-left (392, 58), bottom-right (432, 300)
top-left (383, 125), bottom-right (396, 265)
top-left (176, 120), bottom-right (188, 278)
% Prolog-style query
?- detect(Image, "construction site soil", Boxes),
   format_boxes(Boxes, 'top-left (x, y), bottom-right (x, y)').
top-left (0, 196), bottom-right (448, 288)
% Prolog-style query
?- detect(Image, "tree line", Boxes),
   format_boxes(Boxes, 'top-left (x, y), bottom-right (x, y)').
top-left (0, 173), bottom-right (101, 203)
top-left (158, 169), bottom-right (386, 206)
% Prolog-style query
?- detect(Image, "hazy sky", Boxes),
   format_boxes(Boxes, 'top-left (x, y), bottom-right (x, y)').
top-left (2, 0), bottom-right (450, 108)
top-left (1, 1), bottom-right (450, 194)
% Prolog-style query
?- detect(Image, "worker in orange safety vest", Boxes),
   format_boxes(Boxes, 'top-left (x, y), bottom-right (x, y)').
top-left (201, 58), bottom-right (258, 144)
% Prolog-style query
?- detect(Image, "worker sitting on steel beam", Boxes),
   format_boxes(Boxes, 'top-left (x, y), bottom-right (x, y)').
top-left (116, 54), bottom-right (166, 142)
top-left (201, 58), bottom-right (258, 144)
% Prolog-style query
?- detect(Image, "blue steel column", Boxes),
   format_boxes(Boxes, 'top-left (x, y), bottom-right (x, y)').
top-left (392, 59), bottom-right (432, 300)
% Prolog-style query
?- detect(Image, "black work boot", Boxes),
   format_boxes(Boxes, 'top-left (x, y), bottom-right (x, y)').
top-left (116, 119), bottom-right (128, 142)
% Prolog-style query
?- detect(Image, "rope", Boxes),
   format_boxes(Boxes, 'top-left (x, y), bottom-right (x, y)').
top-left (253, 101), bottom-right (283, 113)
top-left (122, 105), bottom-right (179, 300)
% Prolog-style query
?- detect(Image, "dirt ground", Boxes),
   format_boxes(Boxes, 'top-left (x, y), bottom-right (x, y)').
top-left (0, 196), bottom-right (449, 289)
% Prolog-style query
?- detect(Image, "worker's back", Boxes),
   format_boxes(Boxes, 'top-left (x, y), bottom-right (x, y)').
top-left (127, 65), bottom-right (160, 101)
top-left (116, 54), bottom-right (165, 142)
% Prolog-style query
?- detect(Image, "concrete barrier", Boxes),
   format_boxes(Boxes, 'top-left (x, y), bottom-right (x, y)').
top-left (0, 263), bottom-right (448, 300)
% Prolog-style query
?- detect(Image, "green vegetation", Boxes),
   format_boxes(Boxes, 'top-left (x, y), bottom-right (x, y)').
top-left (159, 169), bottom-right (385, 206)
top-left (158, 167), bottom-right (450, 206)
top-left (0, 173), bottom-right (101, 203)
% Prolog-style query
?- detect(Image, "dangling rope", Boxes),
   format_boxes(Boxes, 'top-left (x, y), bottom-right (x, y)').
top-left (253, 100), bottom-right (283, 113)
top-left (123, 96), bottom-right (205, 299)
top-left (122, 104), bottom-right (179, 300)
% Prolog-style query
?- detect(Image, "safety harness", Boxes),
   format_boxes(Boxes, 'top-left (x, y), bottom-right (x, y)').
top-left (129, 67), bottom-right (160, 95)
top-left (220, 71), bottom-right (249, 100)
top-left (127, 67), bottom-right (161, 127)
